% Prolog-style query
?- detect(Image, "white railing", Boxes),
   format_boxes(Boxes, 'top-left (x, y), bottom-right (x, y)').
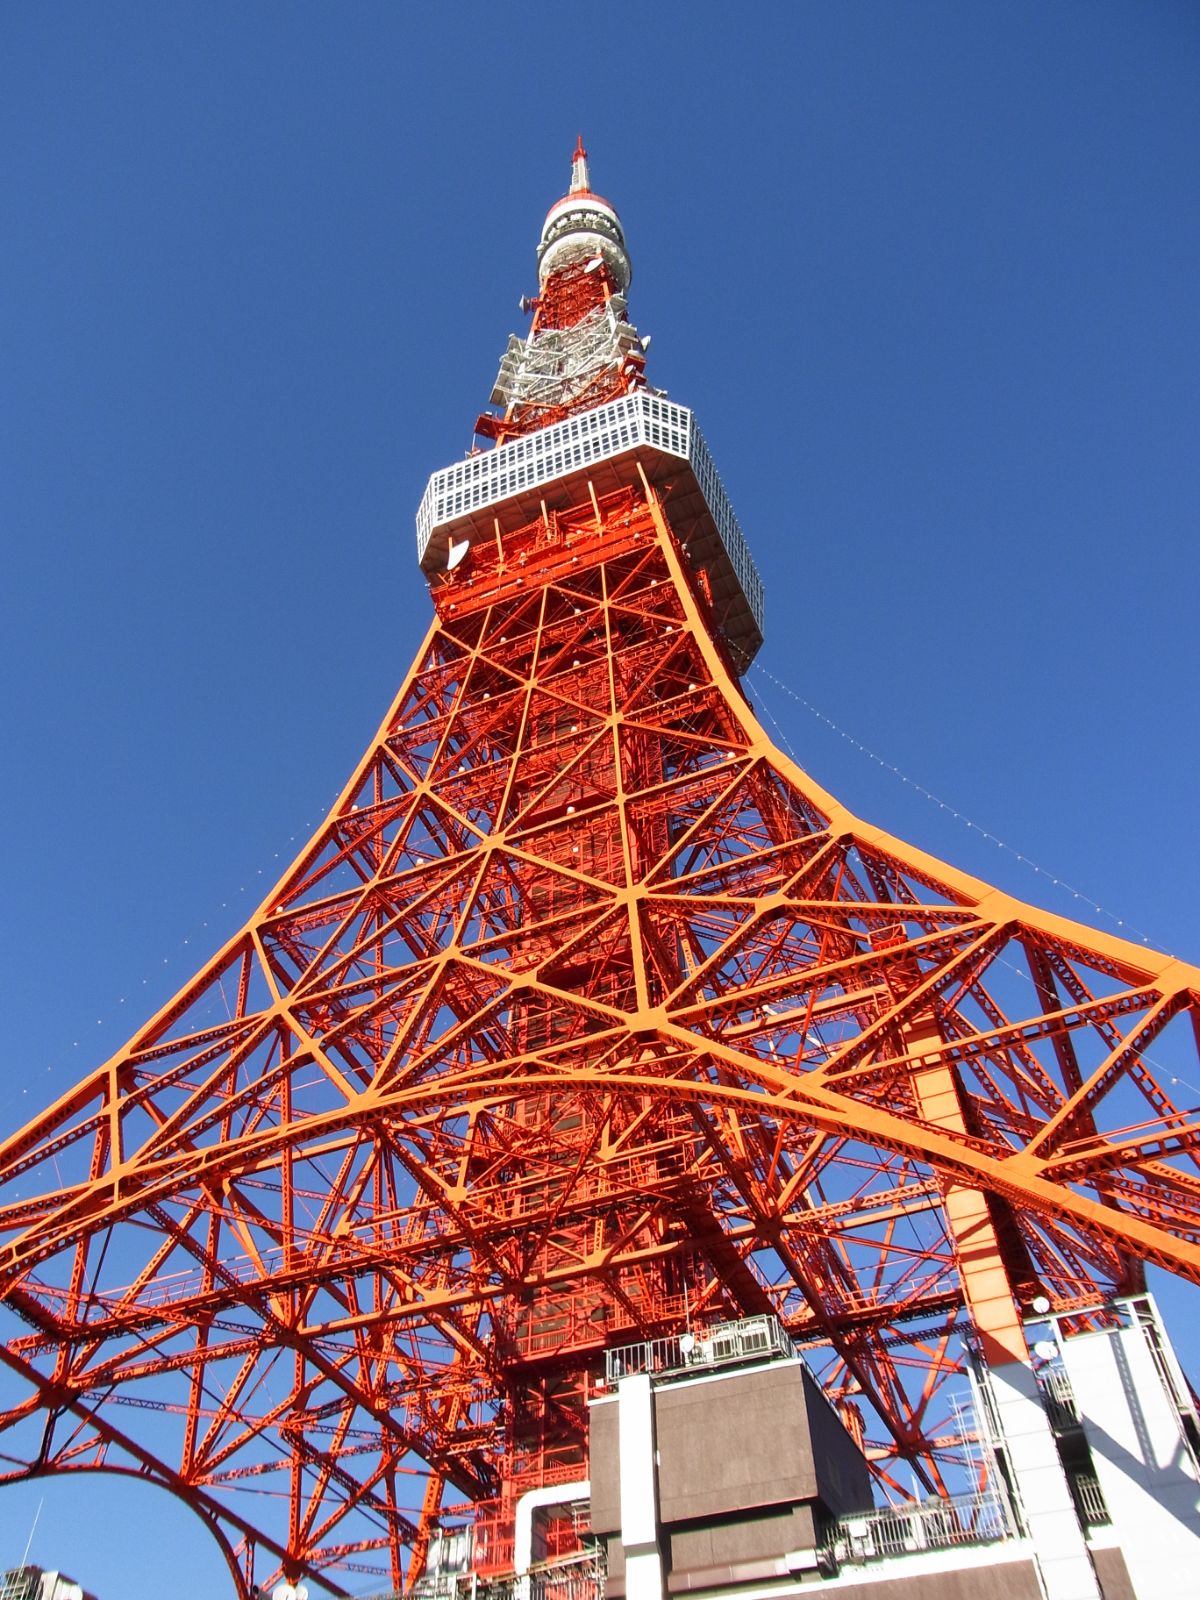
top-left (417, 394), bottom-right (681, 554)
top-left (1038, 1364), bottom-right (1080, 1429)
top-left (687, 423), bottom-right (764, 631)
top-left (1071, 1472), bottom-right (1110, 1527)
top-left (826, 1490), bottom-right (1014, 1565)
top-left (604, 1313), bottom-right (794, 1384)
top-left (407, 1550), bottom-right (605, 1600)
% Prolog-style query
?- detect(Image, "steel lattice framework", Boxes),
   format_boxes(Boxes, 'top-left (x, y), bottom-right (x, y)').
top-left (1, 144), bottom-right (1199, 1598)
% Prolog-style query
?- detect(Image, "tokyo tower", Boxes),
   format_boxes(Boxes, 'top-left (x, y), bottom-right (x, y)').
top-left (1, 142), bottom-right (1199, 1600)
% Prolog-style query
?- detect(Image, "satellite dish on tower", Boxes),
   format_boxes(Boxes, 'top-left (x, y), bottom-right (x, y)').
top-left (447, 537), bottom-right (471, 572)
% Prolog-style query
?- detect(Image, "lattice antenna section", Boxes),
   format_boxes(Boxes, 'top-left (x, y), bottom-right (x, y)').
top-left (484, 294), bottom-right (652, 420)
top-left (475, 143), bottom-right (650, 444)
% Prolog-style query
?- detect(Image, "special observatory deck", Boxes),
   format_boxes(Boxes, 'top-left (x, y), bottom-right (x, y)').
top-left (416, 392), bottom-right (765, 668)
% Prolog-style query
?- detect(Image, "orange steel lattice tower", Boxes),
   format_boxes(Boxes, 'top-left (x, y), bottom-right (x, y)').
top-left (2, 143), bottom-right (1200, 1598)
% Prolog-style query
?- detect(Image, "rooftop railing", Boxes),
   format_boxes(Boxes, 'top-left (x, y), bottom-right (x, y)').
top-left (1037, 1363), bottom-right (1081, 1430)
top-left (602, 1312), bottom-right (794, 1386)
top-left (824, 1489), bottom-right (1014, 1566)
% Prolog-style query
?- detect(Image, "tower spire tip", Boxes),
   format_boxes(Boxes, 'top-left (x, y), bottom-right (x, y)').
top-left (570, 135), bottom-right (590, 194)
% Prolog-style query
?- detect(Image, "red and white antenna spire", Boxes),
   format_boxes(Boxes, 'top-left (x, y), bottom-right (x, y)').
top-left (475, 140), bottom-right (648, 442)
top-left (569, 132), bottom-right (590, 193)
top-left (536, 135), bottom-right (631, 294)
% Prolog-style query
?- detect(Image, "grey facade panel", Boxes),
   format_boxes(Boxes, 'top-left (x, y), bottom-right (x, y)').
top-left (821, 1562), bottom-right (1044, 1600)
top-left (655, 1365), bottom-right (817, 1524)
top-left (802, 1376), bottom-right (875, 1519)
top-left (588, 1396), bottom-right (621, 1535)
top-left (653, 1363), bottom-right (871, 1526)
top-left (667, 1504), bottom-right (817, 1575)
top-left (1091, 1545), bottom-right (1137, 1600)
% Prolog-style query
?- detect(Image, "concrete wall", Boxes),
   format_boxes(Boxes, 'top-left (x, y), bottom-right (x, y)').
top-left (1062, 1322), bottom-right (1200, 1600)
top-left (667, 1504), bottom-right (818, 1582)
top-left (653, 1362), bottom-right (872, 1527)
top-left (824, 1562), bottom-right (1043, 1600)
top-left (589, 1359), bottom-right (873, 1598)
top-left (1090, 1546), bottom-right (1137, 1600)
top-left (588, 1394), bottom-right (621, 1536)
top-left (827, 1550), bottom-right (1132, 1600)
top-left (803, 1371), bottom-right (876, 1520)
top-left (654, 1365), bottom-right (813, 1525)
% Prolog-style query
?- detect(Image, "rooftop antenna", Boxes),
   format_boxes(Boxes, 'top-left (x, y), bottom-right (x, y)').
top-left (18, 1494), bottom-right (44, 1571)
top-left (570, 134), bottom-right (590, 193)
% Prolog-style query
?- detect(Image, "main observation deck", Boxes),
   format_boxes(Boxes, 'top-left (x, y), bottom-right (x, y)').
top-left (416, 393), bottom-right (765, 669)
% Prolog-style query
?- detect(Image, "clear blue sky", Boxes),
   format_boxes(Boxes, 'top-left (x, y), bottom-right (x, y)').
top-left (1, 3), bottom-right (1197, 1594)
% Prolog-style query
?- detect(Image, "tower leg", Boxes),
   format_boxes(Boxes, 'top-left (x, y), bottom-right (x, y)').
top-left (910, 1025), bottom-right (1100, 1600)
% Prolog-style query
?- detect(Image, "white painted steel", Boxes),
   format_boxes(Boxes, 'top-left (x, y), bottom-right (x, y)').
top-left (537, 192), bottom-right (629, 291)
top-left (487, 300), bottom-right (646, 414)
top-left (417, 394), bottom-right (679, 555)
top-left (1062, 1322), bottom-right (1200, 1600)
top-left (987, 1359), bottom-right (1102, 1600)
top-left (824, 1488), bottom-right (1013, 1563)
top-left (512, 1481), bottom-right (591, 1577)
top-left (605, 1312), bottom-right (793, 1384)
top-left (617, 1374), bottom-right (664, 1600)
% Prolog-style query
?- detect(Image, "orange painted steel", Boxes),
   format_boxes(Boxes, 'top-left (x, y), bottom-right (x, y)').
top-left (1, 152), bottom-right (1199, 1596)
